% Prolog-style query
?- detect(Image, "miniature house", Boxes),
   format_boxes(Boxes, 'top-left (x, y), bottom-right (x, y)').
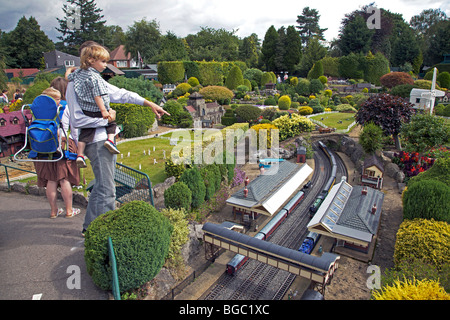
top-left (184, 92), bottom-right (225, 128)
top-left (361, 155), bottom-right (384, 189)
top-left (297, 146), bottom-right (306, 163)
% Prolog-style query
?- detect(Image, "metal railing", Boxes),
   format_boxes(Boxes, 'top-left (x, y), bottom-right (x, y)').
top-left (108, 237), bottom-right (121, 300)
top-left (0, 163), bottom-right (37, 189)
top-left (86, 162), bottom-right (154, 206)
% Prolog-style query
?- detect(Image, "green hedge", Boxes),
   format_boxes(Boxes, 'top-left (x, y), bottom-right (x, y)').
top-left (84, 201), bottom-right (172, 292)
top-left (108, 76), bottom-right (163, 104)
top-left (198, 61), bottom-right (224, 86)
top-left (403, 179), bottom-right (450, 223)
top-left (157, 61), bottom-right (185, 84)
top-left (179, 167), bottom-right (206, 208)
top-left (112, 102), bottom-right (156, 138)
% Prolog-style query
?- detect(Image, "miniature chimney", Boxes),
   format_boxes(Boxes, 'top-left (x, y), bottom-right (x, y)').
top-left (371, 203), bottom-right (377, 214)
top-left (244, 176), bottom-right (250, 186)
top-left (362, 187), bottom-right (368, 196)
top-left (243, 187), bottom-right (248, 198)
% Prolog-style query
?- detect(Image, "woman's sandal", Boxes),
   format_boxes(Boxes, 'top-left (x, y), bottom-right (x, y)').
top-left (65, 208), bottom-right (81, 218)
top-left (50, 208), bottom-right (64, 219)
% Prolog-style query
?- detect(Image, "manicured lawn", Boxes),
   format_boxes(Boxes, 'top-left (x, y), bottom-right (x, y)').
top-left (309, 112), bottom-right (356, 130)
top-left (82, 134), bottom-right (184, 186)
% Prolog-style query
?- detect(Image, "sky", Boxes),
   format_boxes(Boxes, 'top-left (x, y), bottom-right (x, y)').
top-left (0, 0), bottom-right (449, 44)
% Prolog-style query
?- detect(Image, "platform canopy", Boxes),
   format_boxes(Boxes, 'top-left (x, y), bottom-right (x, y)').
top-left (226, 161), bottom-right (313, 216)
top-left (307, 178), bottom-right (384, 247)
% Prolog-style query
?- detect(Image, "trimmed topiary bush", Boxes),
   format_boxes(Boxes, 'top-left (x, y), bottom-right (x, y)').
top-left (278, 95), bottom-right (291, 110)
top-left (394, 218), bottom-right (450, 271)
top-left (84, 201), bottom-right (173, 292)
top-left (164, 181), bottom-right (192, 210)
top-left (225, 65), bottom-right (244, 90)
top-left (199, 86), bottom-right (234, 105)
top-left (298, 106), bottom-right (313, 115)
top-left (380, 72), bottom-right (414, 89)
top-left (373, 277), bottom-right (450, 300)
top-left (187, 77), bottom-right (200, 87)
top-left (179, 167), bottom-right (206, 208)
top-left (403, 179), bottom-right (450, 223)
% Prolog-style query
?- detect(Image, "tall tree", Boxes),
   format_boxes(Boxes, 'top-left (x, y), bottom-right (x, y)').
top-left (239, 33), bottom-right (260, 68)
top-left (296, 7), bottom-right (328, 48)
top-left (185, 27), bottom-right (240, 62)
top-left (297, 37), bottom-right (327, 77)
top-left (338, 14), bottom-right (374, 56)
top-left (410, 8), bottom-right (448, 37)
top-left (284, 26), bottom-right (302, 73)
top-left (102, 25), bottom-right (126, 51)
top-left (3, 16), bottom-right (54, 68)
top-left (125, 18), bottom-right (162, 64)
top-left (261, 25), bottom-right (278, 71)
top-left (156, 31), bottom-right (188, 61)
top-left (390, 22), bottom-right (420, 67)
top-left (56, 0), bottom-right (106, 55)
top-left (274, 27), bottom-right (287, 72)
top-left (410, 8), bottom-right (448, 69)
top-left (424, 19), bottom-right (450, 66)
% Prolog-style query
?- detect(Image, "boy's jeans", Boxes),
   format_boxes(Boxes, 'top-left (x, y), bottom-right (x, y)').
top-left (83, 140), bottom-right (116, 231)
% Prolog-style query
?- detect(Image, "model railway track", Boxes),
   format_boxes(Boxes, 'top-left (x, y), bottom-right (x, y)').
top-left (203, 142), bottom-right (346, 300)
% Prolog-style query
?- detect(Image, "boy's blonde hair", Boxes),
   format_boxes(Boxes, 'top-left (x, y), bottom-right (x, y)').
top-left (42, 87), bottom-right (61, 101)
top-left (80, 45), bottom-right (110, 69)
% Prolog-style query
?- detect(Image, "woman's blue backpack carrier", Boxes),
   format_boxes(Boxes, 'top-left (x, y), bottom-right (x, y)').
top-left (14, 95), bottom-right (70, 162)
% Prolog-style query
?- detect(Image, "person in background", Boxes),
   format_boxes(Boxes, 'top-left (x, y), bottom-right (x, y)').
top-left (34, 81), bottom-right (81, 218)
top-left (14, 89), bottom-right (23, 100)
top-left (1, 89), bottom-right (8, 104)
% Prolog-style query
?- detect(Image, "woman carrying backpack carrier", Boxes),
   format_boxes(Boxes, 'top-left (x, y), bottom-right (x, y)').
top-left (33, 77), bottom-right (81, 219)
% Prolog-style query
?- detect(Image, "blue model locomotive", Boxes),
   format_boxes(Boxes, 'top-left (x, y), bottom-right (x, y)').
top-left (298, 231), bottom-right (321, 254)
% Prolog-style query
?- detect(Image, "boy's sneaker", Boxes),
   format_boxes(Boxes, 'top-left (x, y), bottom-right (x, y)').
top-left (76, 155), bottom-right (87, 168)
top-left (104, 139), bottom-right (120, 154)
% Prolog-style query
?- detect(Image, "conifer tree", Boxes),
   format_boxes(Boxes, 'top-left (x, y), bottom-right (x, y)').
top-left (56, 0), bottom-right (106, 55)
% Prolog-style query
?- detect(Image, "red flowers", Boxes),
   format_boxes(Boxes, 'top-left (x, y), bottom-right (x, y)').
top-left (393, 151), bottom-right (435, 178)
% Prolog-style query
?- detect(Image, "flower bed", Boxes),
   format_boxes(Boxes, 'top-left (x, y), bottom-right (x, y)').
top-left (392, 151), bottom-right (435, 178)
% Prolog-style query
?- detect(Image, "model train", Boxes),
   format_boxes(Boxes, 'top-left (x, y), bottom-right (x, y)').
top-left (226, 187), bottom-right (308, 275)
top-left (309, 141), bottom-right (337, 218)
top-left (298, 231), bottom-right (321, 254)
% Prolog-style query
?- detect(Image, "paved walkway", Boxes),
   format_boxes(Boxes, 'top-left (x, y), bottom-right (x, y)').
top-left (0, 192), bottom-right (108, 300)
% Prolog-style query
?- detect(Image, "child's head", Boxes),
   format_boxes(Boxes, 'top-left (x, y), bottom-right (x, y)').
top-left (50, 77), bottom-right (68, 100)
top-left (42, 87), bottom-right (61, 105)
top-left (80, 45), bottom-right (110, 70)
